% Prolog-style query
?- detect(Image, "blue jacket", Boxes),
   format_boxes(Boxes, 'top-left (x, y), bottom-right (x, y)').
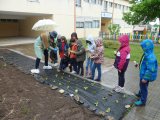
top-left (139, 39), bottom-right (158, 81)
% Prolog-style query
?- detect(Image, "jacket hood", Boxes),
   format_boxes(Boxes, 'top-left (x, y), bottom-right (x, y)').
top-left (141, 39), bottom-right (154, 55)
top-left (118, 35), bottom-right (129, 48)
top-left (86, 35), bottom-right (95, 45)
top-left (95, 38), bottom-right (103, 47)
top-left (49, 31), bottom-right (58, 39)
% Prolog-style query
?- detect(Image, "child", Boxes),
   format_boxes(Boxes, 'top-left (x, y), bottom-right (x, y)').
top-left (69, 32), bottom-right (78, 74)
top-left (70, 40), bottom-right (86, 76)
top-left (49, 31), bottom-right (58, 67)
top-left (85, 35), bottom-right (96, 77)
top-left (57, 36), bottom-right (69, 71)
top-left (31, 32), bottom-right (53, 74)
top-left (135, 39), bottom-right (158, 106)
top-left (113, 35), bottom-right (130, 93)
top-left (90, 38), bottom-right (104, 81)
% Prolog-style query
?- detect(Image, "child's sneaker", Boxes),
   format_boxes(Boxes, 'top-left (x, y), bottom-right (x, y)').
top-left (71, 71), bottom-right (76, 74)
top-left (115, 87), bottom-right (125, 93)
top-left (43, 65), bottom-right (52, 69)
top-left (53, 63), bottom-right (59, 67)
top-left (31, 69), bottom-right (40, 74)
top-left (113, 85), bottom-right (120, 91)
top-left (135, 100), bottom-right (145, 106)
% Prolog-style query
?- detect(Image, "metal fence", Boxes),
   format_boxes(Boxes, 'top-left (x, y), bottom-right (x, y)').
top-left (99, 32), bottom-right (160, 43)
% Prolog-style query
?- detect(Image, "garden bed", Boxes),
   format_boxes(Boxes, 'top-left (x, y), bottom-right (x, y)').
top-left (0, 49), bottom-right (137, 120)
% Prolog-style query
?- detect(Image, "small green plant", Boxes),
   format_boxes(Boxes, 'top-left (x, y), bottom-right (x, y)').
top-left (102, 97), bottom-right (107, 100)
top-left (84, 86), bottom-right (88, 90)
top-left (20, 105), bottom-right (30, 115)
top-left (67, 86), bottom-right (70, 89)
top-left (105, 107), bottom-right (111, 113)
top-left (115, 100), bottom-right (119, 104)
top-left (94, 101), bottom-right (99, 107)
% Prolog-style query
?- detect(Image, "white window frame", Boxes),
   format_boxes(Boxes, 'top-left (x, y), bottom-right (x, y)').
top-left (91, 0), bottom-right (96, 4)
top-left (76, 0), bottom-right (81, 7)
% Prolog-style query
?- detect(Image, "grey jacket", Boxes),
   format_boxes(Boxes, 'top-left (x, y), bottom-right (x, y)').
top-left (75, 40), bottom-right (86, 62)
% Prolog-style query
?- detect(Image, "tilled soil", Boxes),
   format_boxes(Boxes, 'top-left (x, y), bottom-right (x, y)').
top-left (0, 60), bottom-right (101, 120)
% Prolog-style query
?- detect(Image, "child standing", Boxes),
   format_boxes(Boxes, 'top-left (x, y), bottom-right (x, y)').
top-left (69, 32), bottom-right (78, 74)
top-left (70, 40), bottom-right (86, 76)
top-left (85, 35), bottom-right (96, 77)
top-left (57, 36), bottom-right (69, 71)
top-left (135, 39), bottom-right (158, 106)
top-left (90, 38), bottom-right (104, 81)
top-left (113, 35), bottom-right (130, 93)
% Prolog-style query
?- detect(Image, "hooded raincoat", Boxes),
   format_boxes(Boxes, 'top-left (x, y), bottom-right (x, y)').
top-left (114, 35), bottom-right (131, 71)
top-left (139, 39), bottom-right (158, 81)
top-left (86, 35), bottom-right (96, 58)
top-left (91, 38), bottom-right (104, 64)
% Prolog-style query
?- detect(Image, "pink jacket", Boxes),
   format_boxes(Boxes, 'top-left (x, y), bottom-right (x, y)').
top-left (91, 39), bottom-right (104, 64)
top-left (117, 35), bottom-right (130, 70)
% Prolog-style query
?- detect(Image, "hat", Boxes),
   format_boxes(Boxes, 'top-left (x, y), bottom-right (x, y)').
top-left (49, 31), bottom-right (58, 38)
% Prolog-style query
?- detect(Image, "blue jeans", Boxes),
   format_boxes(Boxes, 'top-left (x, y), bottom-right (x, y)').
top-left (91, 63), bottom-right (101, 81)
top-left (138, 80), bottom-right (149, 104)
top-left (86, 57), bottom-right (93, 75)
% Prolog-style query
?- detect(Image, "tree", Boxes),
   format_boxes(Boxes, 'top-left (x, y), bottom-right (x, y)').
top-left (108, 24), bottom-right (121, 35)
top-left (123, 0), bottom-right (160, 25)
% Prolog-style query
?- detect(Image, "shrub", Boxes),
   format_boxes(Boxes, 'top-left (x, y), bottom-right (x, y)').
top-left (103, 40), bottom-right (119, 49)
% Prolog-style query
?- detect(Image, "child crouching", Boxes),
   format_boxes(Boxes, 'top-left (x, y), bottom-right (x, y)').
top-left (57, 36), bottom-right (69, 71)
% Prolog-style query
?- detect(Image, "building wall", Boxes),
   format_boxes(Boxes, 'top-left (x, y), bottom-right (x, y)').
top-left (0, 0), bottom-right (75, 38)
top-left (19, 16), bottom-right (52, 37)
top-left (76, 0), bottom-right (102, 38)
top-left (104, 0), bottom-right (133, 33)
top-left (0, 22), bottom-right (19, 37)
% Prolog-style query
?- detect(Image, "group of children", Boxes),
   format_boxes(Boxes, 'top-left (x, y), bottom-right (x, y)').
top-left (31, 31), bottom-right (158, 107)
top-left (56, 32), bottom-right (104, 81)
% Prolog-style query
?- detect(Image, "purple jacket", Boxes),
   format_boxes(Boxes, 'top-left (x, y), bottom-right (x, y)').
top-left (114, 35), bottom-right (130, 71)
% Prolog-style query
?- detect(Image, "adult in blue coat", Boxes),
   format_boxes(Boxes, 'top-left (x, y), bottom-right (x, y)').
top-left (135, 39), bottom-right (158, 106)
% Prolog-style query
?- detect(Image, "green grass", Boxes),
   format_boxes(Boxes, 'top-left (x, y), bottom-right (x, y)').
top-left (80, 39), bottom-right (160, 64)
top-left (103, 40), bottom-right (160, 64)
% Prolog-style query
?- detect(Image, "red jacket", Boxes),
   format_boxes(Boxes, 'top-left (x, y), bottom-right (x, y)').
top-left (70, 43), bottom-right (77, 59)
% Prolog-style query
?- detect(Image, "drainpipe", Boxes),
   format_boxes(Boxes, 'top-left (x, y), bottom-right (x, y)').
top-left (74, 0), bottom-right (76, 32)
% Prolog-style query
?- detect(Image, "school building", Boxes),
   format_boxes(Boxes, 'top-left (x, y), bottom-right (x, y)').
top-left (0, 0), bottom-right (132, 38)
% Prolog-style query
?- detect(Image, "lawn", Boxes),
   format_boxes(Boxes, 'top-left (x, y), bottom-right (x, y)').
top-left (103, 40), bottom-right (160, 64)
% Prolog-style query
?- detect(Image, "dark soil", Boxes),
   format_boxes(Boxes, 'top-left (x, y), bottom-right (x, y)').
top-left (0, 60), bottom-right (100, 120)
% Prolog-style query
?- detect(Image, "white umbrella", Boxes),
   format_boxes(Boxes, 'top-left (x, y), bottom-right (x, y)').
top-left (32, 19), bottom-right (57, 31)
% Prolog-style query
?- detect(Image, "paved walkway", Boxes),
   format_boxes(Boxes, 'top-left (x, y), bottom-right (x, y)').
top-left (0, 37), bottom-right (35, 46)
top-left (101, 63), bottom-right (160, 120)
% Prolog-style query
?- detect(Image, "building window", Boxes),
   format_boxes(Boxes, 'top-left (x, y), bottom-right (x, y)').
top-left (122, 5), bottom-right (125, 11)
top-left (98, 0), bottom-right (102, 5)
top-left (85, 21), bottom-right (92, 28)
top-left (76, 22), bottom-right (84, 28)
top-left (76, 0), bottom-right (81, 7)
top-left (91, 0), bottom-right (96, 4)
top-left (118, 4), bottom-right (121, 9)
top-left (115, 3), bottom-right (117, 8)
top-left (92, 20), bottom-right (100, 28)
top-left (27, 0), bottom-right (39, 3)
top-left (104, 1), bottom-right (108, 11)
top-left (0, 19), bottom-right (18, 23)
top-left (109, 2), bottom-right (112, 7)
top-left (84, 0), bottom-right (90, 2)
